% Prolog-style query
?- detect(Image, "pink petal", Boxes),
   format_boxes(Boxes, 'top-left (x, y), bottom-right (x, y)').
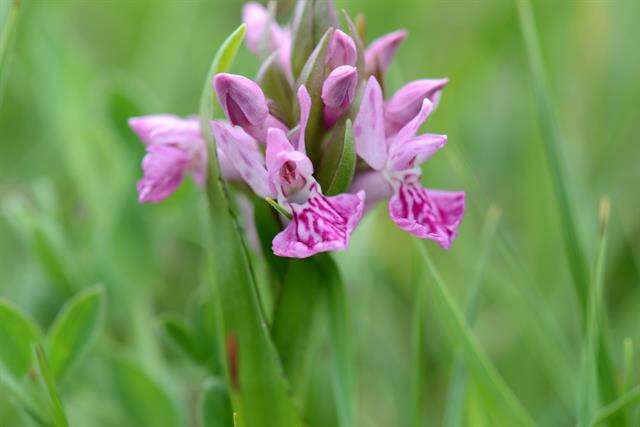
top-left (388, 184), bottom-right (465, 249)
top-left (384, 78), bottom-right (448, 136)
top-left (326, 29), bottom-right (357, 70)
top-left (294, 85), bottom-right (312, 153)
top-left (128, 115), bottom-right (201, 147)
top-left (364, 29), bottom-right (407, 76)
top-left (387, 98), bottom-right (434, 148)
top-left (322, 65), bottom-right (358, 128)
top-left (211, 121), bottom-right (272, 198)
top-left (213, 73), bottom-right (269, 140)
top-left (353, 77), bottom-right (387, 170)
top-left (349, 170), bottom-right (394, 213)
top-left (137, 144), bottom-right (190, 203)
top-left (242, 2), bottom-right (271, 54)
top-left (266, 128), bottom-right (314, 203)
top-left (387, 133), bottom-right (447, 171)
top-left (272, 184), bottom-right (365, 258)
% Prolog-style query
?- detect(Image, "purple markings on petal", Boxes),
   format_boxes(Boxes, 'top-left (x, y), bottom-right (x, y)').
top-left (272, 184), bottom-right (365, 258)
top-left (137, 145), bottom-right (189, 203)
top-left (384, 78), bottom-right (448, 136)
top-left (353, 77), bottom-right (388, 170)
top-left (322, 65), bottom-right (358, 128)
top-left (365, 29), bottom-right (407, 76)
top-left (211, 121), bottom-right (272, 198)
top-left (387, 133), bottom-right (447, 171)
top-left (326, 29), bottom-right (357, 70)
top-left (214, 73), bottom-right (270, 140)
top-left (295, 86), bottom-right (312, 153)
top-left (388, 184), bottom-right (465, 249)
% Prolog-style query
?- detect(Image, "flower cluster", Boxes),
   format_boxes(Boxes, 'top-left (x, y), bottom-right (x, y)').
top-left (128, 1), bottom-right (465, 258)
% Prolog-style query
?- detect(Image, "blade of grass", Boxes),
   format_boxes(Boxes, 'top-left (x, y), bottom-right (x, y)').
top-left (578, 198), bottom-right (611, 426)
top-left (0, 0), bottom-right (20, 104)
top-left (199, 24), bottom-right (302, 426)
top-left (590, 386), bottom-right (640, 427)
top-left (416, 241), bottom-right (534, 427)
top-left (443, 206), bottom-right (502, 427)
top-left (622, 339), bottom-right (634, 421)
top-left (516, 0), bottom-right (619, 412)
top-left (34, 346), bottom-right (68, 427)
top-left (410, 276), bottom-right (427, 427)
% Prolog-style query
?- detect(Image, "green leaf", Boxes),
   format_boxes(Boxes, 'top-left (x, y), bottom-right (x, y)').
top-left (112, 357), bottom-right (181, 427)
top-left (443, 207), bottom-right (502, 427)
top-left (313, 0), bottom-right (338, 44)
top-left (161, 315), bottom-right (205, 364)
top-left (257, 51), bottom-right (295, 127)
top-left (317, 119), bottom-right (356, 196)
top-left (34, 346), bottom-right (68, 427)
top-left (590, 386), bottom-right (640, 427)
top-left (199, 25), bottom-right (302, 427)
top-left (271, 258), bottom-right (325, 405)
top-left (0, 0), bottom-right (19, 104)
top-left (198, 378), bottom-right (233, 427)
top-left (516, 0), bottom-right (619, 413)
top-left (410, 281), bottom-right (427, 427)
top-left (321, 255), bottom-right (357, 427)
top-left (416, 242), bottom-right (534, 427)
top-left (46, 285), bottom-right (105, 380)
top-left (290, 0), bottom-right (314, 80)
top-left (0, 299), bottom-right (42, 379)
top-left (296, 27), bottom-right (335, 165)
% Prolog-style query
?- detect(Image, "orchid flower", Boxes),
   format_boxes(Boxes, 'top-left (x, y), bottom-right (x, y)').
top-left (351, 77), bottom-right (465, 249)
top-left (365, 30), bottom-right (407, 77)
top-left (129, 115), bottom-right (220, 203)
top-left (212, 83), bottom-right (365, 258)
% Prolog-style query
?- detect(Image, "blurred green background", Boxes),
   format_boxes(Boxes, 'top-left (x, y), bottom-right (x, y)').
top-left (1, 0), bottom-right (639, 426)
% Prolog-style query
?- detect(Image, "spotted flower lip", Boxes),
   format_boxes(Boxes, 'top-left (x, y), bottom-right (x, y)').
top-left (365, 29), bottom-right (408, 77)
top-left (129, 115), bottom-right (209, 203)
top-left (321, 65), bottom-right (358, 128)
top-left (212, 84), bottom-right (365, 258)
top-left (352, 76), bottom-right (465, 249)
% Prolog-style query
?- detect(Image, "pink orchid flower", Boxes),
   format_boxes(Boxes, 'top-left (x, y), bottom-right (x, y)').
top-left (365, 29), bottom-right (408, 77)
top-left (351, 77), bottom-right (465, 249)
top-left (211, 84), bottom-right (365, 258)
top-left (321, 65), bottom-right (358, 128)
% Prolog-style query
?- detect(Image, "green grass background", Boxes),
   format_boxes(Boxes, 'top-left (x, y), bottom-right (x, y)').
top-left (1, 0), bottom-right (639, 426)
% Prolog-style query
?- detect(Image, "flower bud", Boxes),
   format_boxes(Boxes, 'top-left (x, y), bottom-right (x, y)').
top-left (326, 29), bottom-right (357, 70)
top-left (321, 65), bottom-right (358, 128)
top-left (384, 78), bottom-right (448, 135)
top-left (364, 30), bottom-right (407, 76)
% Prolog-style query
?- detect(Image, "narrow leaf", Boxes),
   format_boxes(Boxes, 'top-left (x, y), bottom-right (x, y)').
top-left (342, 10), bottom-right (366, 82)
top-left (161, 315), bottom-right (205, 364)
top-left (410, 281), bottom-right (427, 427)
top-left (46, 285), bottom-right (105, 380)
top-left (0, 0), bottom-right (20, 104)
top-left (257, 51), bottom-right (295, 126)
top-left (290, 0), bottom-right (314, 80)
top-left (34, 346), bottom-right (68, 427)
top-left (199, 25), bottom-right (303, 426)
top-left (0, 299), bottom-right (42, 379)
top-left (198, 378), bottom-right (233, 427)
top-left (591, 386), bottom-right (640, 427)
top-left (317, 119), bottom-right (356, 196)
top-left (313, 0), bottom-right (338, 44)
top-left (416, 242), bottom-right (534, 427)
top-left (297, 27), bottom-right (335, 165)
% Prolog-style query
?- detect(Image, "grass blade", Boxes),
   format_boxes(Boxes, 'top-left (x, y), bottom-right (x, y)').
top-left (34, 346), bottom-right (68, 427)
top-left (443, 206), bottom-right (502, 427)
top-left (0, 0), bottom-right (19, 104)
top-left (578, 198), bottom-right (611, 426)
top-left (199, 24), bottom-right (302, 426)
top-left (410, 278), bottom-right (427, 427)
top-left (590, 386), bottom-right (640, 427)
top-left (416, 241), bottom-right (534, 426)
top-left (516, 0), bottom-right (619, 412)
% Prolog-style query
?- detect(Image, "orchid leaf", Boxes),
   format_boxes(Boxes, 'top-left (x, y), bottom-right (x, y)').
top-left (313, 0), bottom-right (339, 44)
top-left (257, 51), bottom-right (295, 127)
top-left (317, 118), bottom-right (356, 196)
top-left (199, 24), bottom-right (303, 427)
top-left (199, 378), bottom-right (233, 427)
top-left (46, 285), bottom-right (105, 381)
top-left (297, 27), bottom-right (335, 165)
top-left (290, 0), bottom-right (314, 80)
top-left (0, 299), bottom-right (42, 379)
